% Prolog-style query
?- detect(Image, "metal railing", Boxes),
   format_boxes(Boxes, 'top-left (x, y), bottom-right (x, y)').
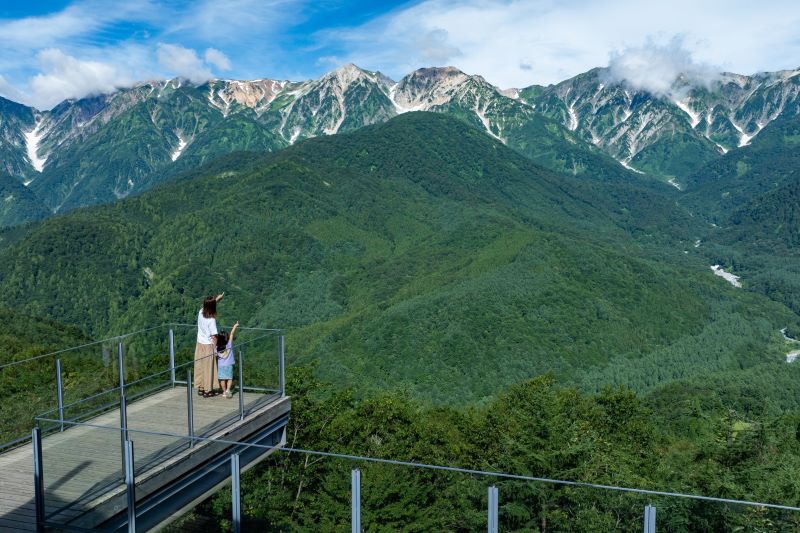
top-left (27, 325), bottom-right (286, 531)
top-left (35, 329), bottom-right (284, 436)
top-left (0, 323), bottom-right (284, 451)
top-left (28, 419), bottom-right (800, 532)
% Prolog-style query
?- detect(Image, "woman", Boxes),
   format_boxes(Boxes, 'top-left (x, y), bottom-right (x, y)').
top-left (195, 292), bottom-right (224, 397)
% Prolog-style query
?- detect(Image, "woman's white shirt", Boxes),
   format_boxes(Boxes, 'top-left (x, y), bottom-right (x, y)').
top-left (197, 310), bottom-right (218, 344)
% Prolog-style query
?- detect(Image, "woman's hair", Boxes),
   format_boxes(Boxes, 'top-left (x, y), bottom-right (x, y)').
top-left (202, 296), bottom-right (217, 318)
top-left (216, 330), bottom-right (229, 352)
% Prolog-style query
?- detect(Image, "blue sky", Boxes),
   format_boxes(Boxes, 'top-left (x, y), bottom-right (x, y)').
top-left (1, 0), bottom-right (799, 108)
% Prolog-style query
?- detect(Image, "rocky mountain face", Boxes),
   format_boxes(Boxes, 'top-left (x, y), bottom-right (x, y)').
top-left (0, 97), bottom-right (36, 180)
top-left (1, 63), bottom-right (798, 222)
top-left (523, 67), bottom-right (800, 184)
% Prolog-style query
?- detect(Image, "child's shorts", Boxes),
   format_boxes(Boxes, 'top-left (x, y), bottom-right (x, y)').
top-left (218, 365), bottom-right (233, 380)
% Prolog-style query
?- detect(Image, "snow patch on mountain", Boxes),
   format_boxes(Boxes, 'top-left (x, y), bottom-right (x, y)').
top-left (711, 265), bottom-right (741, 287)
top-left (474, 100), bottom-right (504, 143)
top-left (171, 133), bottom-right (187, 161)
top-left (674, 99), bottom-right (700, 128)
top-left (731, 120), bottom-right (754, 147)
top-left (667, 178), bottom-right (683, 190)
top-left (24, 120), bottom-right (48, 173)
top-left (567, 102), bottom-right (579, 131)
top-left (619, 159), bottom-right (644, 174)
top-left (388, 84), bottom-right (426, 114)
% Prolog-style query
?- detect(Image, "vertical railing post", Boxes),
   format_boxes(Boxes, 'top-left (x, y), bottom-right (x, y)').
top-left (643, 504), bottom-right (656, 533)
top-left (488, 486), bottom-right (498, 533)
top-left (55, 358), bottom-right (64, 432)
top-left (169, 328), bottom-right (176, 387)
top-left (279, 335), bottom-right (286, 397)
top-left (231, 454), bottom-right (241, 533)
top-left (351, 469), bottom-right (361, 533)
top-left (187, 369), bottom-right (194, 448)
top-left (124, 439), bottom-right (136, 533)
top-left (118, 343), bottom-right (128, 473)
top-left (32, 427), bottom-right (45, 532)
top-left (238, 349), bottom-right (245, 421)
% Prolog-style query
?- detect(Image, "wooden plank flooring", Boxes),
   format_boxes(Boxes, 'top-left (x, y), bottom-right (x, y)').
top-left (0, 387), bottom-right (278, 532)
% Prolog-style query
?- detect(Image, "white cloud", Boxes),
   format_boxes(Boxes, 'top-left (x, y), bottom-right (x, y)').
top-left (204, 48), bottom-right (231, 71)
top-left (166, 0), bottom-right (305, 43)
top-left (157, 43), bottom-right (214, 83)
top-left (28, 48), bottom-right (132, 108)
top-left (0, 0), bottom-right (156, 52)
top-left (0, 74), bottom-right (26, 103)
top-left (414, 29), bottom-right (461, 65)
top-left (604, 36), bottom-right (720, 97)
top-left (313, 0), bottom-right (800, 89)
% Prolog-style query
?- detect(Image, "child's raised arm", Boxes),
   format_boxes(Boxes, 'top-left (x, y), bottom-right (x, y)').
top-left (229, 321), bottom-right (239, 345)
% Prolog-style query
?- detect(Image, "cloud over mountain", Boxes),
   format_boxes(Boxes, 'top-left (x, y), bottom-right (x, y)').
top-left (604, 37), bottom-right (720, 97)
top-left (29, 49), bottom-right (132, 108)
top-left (204, 48), bottom-right (232, 72)
top-left (156, 43), bottom-right (229, 84)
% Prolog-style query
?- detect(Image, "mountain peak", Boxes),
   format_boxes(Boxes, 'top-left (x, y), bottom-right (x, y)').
top-left (391, 67), bottom-right (473, 112)
top-left (208, 78), bottom-right (288, 114)
top-left (324, 63), bottom-right (366, 80)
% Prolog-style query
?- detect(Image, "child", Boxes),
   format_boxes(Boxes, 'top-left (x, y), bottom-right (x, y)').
top-left (216, 321), bottom-right (239, 398)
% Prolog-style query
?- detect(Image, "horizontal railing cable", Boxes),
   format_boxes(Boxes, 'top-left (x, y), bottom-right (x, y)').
top-left (34, 416), bottom-right (800, 513)
top-left (167, 322), bottom-right (282, 333)
top-left (0, 323), bottom-right (281, 370)
top-left (35, 337), bottom-right (271, 419)
top-left (0, 324), bottom-right (170, 370)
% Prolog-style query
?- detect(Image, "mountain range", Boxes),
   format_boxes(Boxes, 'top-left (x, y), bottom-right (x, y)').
top-left (1, 63), bottom-right (798, 226)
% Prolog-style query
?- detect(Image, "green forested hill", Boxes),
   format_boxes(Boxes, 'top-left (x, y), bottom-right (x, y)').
top-left (726, 176), bottom-right (800, 251)
top-left (0, 112), bottom-right (795, 405)
top-left (678, 115), bottom-right (800, 316)
top-left (683, 114), bottom-right (800, 222)
top-left (0, 173), bottom-right (49, 227)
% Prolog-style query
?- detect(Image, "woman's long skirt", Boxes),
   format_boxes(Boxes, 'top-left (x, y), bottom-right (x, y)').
top-left (194, 342), bottom-right (219, 392)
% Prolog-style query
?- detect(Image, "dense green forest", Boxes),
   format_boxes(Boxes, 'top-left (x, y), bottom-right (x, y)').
top-left (0, 173), bottom-right (49, 227)
top-left (0, 308), bottom-right (90, 442)
top-left (677, 114), bottom-right (800, 318)
top-left (1, 113), bottom-right (794, 408)
top-left (168, 367), bottom-right (800, 531)
top-left (683, 114), bottom-right (800, 222)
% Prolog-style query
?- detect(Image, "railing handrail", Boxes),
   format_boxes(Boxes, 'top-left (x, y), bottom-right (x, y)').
top-left (0, 323), bottom-right (282, 370)
top-left (34, 331), bottom-right (281, 419)
top-left (169, 322), bottom-right (283, 333)
top-left (0, 324), bottom-right (170, 370)
top-left (33, 415), bottom-right (800, 513)
top-left (1, 324), bottom-right (284, 452)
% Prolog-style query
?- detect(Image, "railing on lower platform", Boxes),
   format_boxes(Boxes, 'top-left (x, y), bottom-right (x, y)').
top-left (28, 420), bottom-right (800, 532)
